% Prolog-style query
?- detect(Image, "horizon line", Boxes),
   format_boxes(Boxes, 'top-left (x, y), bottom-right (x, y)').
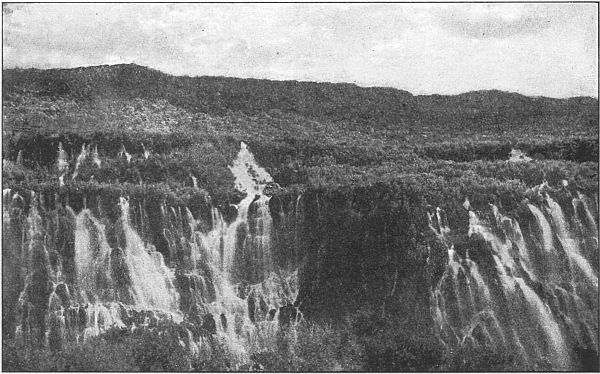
top-left (3, 62), bottom-right (599, 101)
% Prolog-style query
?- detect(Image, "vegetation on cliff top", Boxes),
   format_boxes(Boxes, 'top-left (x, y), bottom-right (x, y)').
top-left (2, 63), bottom-right (598, 222)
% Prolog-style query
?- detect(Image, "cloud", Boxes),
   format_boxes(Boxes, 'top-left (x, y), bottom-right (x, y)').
top-left (2, 3), bottom-right (597, 97)
top-left (439, 10), bottom-right (551, 39)
top-left (435, 4), bottom-right (595, 40)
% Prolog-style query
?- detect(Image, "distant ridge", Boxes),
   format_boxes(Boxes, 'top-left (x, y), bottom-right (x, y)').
top-left (4, 63), bottom-right (597, 100)
top-left (3, 63), bottom-right (598, 131)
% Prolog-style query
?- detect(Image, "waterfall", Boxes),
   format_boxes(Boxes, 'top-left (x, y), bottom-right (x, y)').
top-left (528, 204), bottom-right (555, 253)
top-left (73, 208), bottom-right (113, 302)
top-left (3, 188), bottom-right (12, 225)
top-left (70, 200), bottom-right (180, 312)
top-left (118, 197), bottom-right (180, 311)
top-left (16, 150), bottom-right (23, 165)
top-left (11, 141), bottom-right (297, 364)
top-left (71, 144), bottom-right (88, 180)
top-left (156, 142), bottom-right (299, 365)
top-left (222, 141), bottom-right (276, 282)
top-left (513, 277), bottom-right (568, 368)
top-left (57, 142), bottom-right (68, 173)
top-left (118, 144), bottom-right (132, 163)
top-left (91, 145), bottom-right (101, 168)
top-left (10, 193), bottom-right (185, 346)
top-left (141, 143), bottom-right (150, 160)
top-left (294, 194), bottom-right (304, 262)
top-left (577, 192), bottom-right (598, 238)
top-left (429, 190), bottom-right (598, 370)
top-left (544, 194), bottom-right (598, 289)
top-left (5, 134), bottom-right (597, 370)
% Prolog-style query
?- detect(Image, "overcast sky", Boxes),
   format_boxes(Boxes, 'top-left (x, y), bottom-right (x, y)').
top-left (3, 3), bottom-right (598, 98)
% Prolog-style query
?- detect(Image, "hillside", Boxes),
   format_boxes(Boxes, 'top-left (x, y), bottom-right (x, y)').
top-left (3, 64), bottom-right (598, 201)
top-left (3, 64), bottom-right (597, 137)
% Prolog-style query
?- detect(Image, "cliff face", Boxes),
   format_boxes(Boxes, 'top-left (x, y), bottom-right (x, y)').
top-left (2, 176), bottom-right (435, 339)
top-left (4, 163), bottom-right (598, 369)
top-left (2, 64), bottom-right (598, 370)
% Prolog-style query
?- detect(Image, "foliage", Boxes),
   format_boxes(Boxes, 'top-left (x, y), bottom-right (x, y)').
top-left (250, 322), bottom-right (364, 371)
top-left (3, 335), bottom-right (138, 371)
top-left (4, 325), bottom-right (210, 372)
top-left (4, 65), bottom-right (597, 138)
top-left (3, 64), bottom-right (597, 210)
top-left (0, 303), bottom-right (582, 372)
top-left (439, 345), bottom-right (525, 372)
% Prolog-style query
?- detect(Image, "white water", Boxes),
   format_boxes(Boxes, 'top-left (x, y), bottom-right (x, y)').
top-left (73, 208), bottom-right (113, 301)
top-left (8, 140), bottom-right (598, 370)
top-left (3, 189), bottom-right (12, 226)
top-left (92, 145), bottom-right (101, 167)
top-left (9, 141), bottom-right (295, 361)
top-left (431, 190), bottom-right (598, 370)
top-left (141, 143), bottom-right (150, 160)
top-left (528, 204), bottom-right (555, 253)
top-left (16, 150), bottom-right (23, 165)
top-left (176, 142), bottom-right (299, 364)
top-left (52, 200), bottom-right (182, 341)
top-left (229, 142), bottom-right (273, 195)
top-left (544, 195), bottom-right (598, 289)
top-left (118, 144), bottom-right (132, 163)
top-left (118, 197), bottom-right (180, 311)
top-left (514, 277), bottom-right (568, 369)
top-left (577, 192), bottom-right (598, 239)
top-left (71, 144), bottom-right (88, 180)
top-left (57, 142), bottom-right (69, 173)
top-left (508, 149), bottom-right (532, 162)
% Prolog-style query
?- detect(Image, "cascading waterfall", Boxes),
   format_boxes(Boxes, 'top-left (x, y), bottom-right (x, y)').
top-left (175, 142), bottom-right (301, 365)
top-left (544, 194), bottom-right (598, 289)
top-left (9, 194), bottom-right (183, 347)
top-left (5, 136), bottom-right (597, 371)
top-left (73, 207), bottom-right (113, 302)
top-left (6, 141), bottom-right (302, 366)
top-left (118, 197), bottom-right (180, 311)
top-left (70, 198), bottom-right (180, 314)
top-left (429, 187), bottom-right (598, 370)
